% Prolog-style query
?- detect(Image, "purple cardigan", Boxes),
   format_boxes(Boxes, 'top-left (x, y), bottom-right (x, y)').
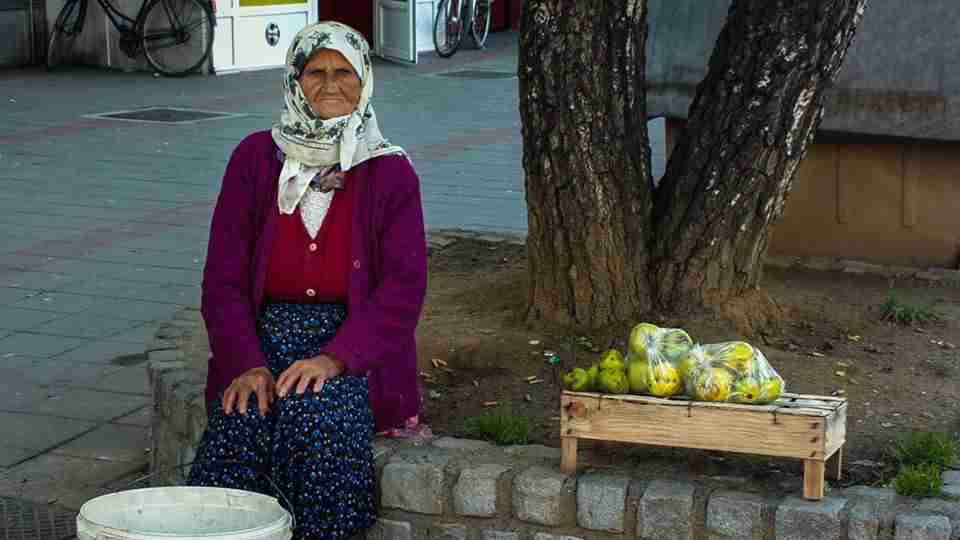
top-left (201, 130), bottom-right (426, 431)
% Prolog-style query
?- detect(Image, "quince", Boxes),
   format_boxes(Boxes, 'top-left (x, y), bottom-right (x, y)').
top-left (648, 363), bottom-right (682, 397)
top-left (693, 367), bottom-right (734, 402)
top-left (598, 349), bottom-right (626, 373)
top-left (598, 368), bottom-right (630, 394)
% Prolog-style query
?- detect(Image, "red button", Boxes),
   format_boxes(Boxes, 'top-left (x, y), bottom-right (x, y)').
top-left (308, 243), bottom-right (318, 252)
top-left (306, 288), bottom-right (316, 297)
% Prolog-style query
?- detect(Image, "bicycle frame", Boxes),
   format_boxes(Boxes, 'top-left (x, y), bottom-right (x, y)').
top-left (97, 0), bottom-right (138, 33)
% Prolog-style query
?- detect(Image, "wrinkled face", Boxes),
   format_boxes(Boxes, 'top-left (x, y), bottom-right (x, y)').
top-left (298, 49), bottom-right (362, 119)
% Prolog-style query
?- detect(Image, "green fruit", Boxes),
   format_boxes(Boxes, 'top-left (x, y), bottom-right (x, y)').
top-left (758, 377), bottom-right (783, 403)
top-left (677, 353), bottom-right (700, 380)
top-left (565, 368), bottom-right (592, 392)
top-left (598, 368), bottom-right (630, 394)
top-left (586, 364), bottom-right (600, 391)
top-left (627, 360), bottom-right (650, 394)
top-left (658, 328), bottom-right (695, 363)
top-left (732, 377), bottom-right (762, 403)
top-left (598, 349), bottom-right (626, 373)
top-left (628, 323), bottom-right (660, 355)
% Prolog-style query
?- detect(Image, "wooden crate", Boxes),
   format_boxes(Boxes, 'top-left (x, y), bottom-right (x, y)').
top-left (560, 391), bottom-right (847, 500)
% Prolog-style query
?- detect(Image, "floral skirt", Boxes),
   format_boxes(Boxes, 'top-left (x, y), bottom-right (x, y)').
top-left (187, 302), bottom-right (376, 540)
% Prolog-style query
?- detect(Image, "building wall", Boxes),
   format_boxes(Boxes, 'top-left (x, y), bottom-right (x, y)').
top-left (664, 119), bottom-right (960, 269)
top-left (647, 0), bottom-right (960, 142)
top-left (0, 0), bottom-right (41, 67)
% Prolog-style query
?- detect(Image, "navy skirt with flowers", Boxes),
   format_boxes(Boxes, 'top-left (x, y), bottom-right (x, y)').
top-left (188, 303), bottom-right (376, 540)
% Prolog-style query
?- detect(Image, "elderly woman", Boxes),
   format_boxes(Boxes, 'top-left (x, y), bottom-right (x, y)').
top-left (187, 22), bottom-right (427, 540)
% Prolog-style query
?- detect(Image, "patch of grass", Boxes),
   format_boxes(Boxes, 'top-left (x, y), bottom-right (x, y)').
top-left (463, 410), bottom-right (533, 446)
top-left (891, 431), bottom-right (958, 470)
top-left (893, 464), bottom-right (944, 497)
top-left (880, 293), bottom-right (940, 325)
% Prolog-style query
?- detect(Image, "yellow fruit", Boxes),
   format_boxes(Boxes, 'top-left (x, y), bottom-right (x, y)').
top-left (647, 364), bottom-right (682, 397)
top-left (628, 323), bottom-right (660, 355)
top-left (598, 349), bottom-right (626, 373)
top-left (759, 377), bottom-right (784, 403)
top-left (723, 357), bottom-right (756, 375)
top-left (732, 377), bottom-right (762, 403)
top-left (659, 328), bottom-right (695, 362)
top-left (693, 368), bottom-right (734, 402)
top-left (627, 359), bottom-right (649, 394)
top-left (598, 369), bottom-right (630, 394)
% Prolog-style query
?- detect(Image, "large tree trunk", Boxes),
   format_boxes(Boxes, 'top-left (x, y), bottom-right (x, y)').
top-left (520, 0), bottom-right (868, 330)
top-left (651, 0), bottom-right (867, 312)
top-left (519, 0), bottom-right (652, 329)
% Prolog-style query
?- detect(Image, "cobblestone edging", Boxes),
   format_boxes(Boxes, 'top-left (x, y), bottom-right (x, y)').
top-left (147, 231), bottom-right (960, 539)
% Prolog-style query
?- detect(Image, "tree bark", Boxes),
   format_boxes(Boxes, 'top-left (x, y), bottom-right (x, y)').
top-left (519, 0), bottom-right (652, 329)
top-left (519, 0), bottom-right (867, 330)
top-left (651, 0), bottom-right (867, 312)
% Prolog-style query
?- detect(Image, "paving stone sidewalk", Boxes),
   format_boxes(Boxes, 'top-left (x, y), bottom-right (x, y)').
top-left (0, 32), bottom-right (667, 509)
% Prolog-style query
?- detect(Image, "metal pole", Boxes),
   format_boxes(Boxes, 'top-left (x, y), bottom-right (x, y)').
top-left (25, 0), bottom-right (34, 64)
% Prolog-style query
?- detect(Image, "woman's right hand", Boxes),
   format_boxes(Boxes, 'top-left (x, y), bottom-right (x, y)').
top-left (223, 367), bottom-right (275, 416)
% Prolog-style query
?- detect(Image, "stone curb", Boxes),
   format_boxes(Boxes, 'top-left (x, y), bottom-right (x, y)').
top-left (148, 304), bottom-right (960, 540)
top-left (765, 255), bottom-right (960, 286)
top-left (426, 230), bottom-right (960, 287)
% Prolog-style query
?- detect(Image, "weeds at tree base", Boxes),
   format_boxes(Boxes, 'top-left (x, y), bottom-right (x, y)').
top-left (463, 410), bottom-right (533, 446)
top-left (892, 431), bottom-right (958, 470)
top-left (888, 431), bottom-right (957, 497)
top-left (880, 293), bottom-right (940, 326)
top-left (893, 464), bottom-right (944, 498)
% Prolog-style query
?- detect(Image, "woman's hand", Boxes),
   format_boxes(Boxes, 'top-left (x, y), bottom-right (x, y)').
top-left (223, 367), bottom-right (276, 416)
top-left (277, 354), bottom-right (345, 397)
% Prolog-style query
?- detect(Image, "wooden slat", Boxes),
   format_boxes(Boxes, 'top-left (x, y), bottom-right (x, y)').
top-left (562, 394), bottom-right (832, 460)
top-left (782, 393), bottom-right (847, 403)
top-left (561, 391), bottom-right (843, 417)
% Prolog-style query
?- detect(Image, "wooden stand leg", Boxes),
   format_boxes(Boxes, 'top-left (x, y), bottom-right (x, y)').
top-left (561, 437), bottom-right (578, 474)
top-left (803, 460), bottom-right (826, 501)
top-left (830, 447), bottom-right (843, 481)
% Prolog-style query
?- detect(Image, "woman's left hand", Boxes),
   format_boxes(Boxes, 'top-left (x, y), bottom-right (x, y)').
top-left (276, 354), bottom-right (345, 397)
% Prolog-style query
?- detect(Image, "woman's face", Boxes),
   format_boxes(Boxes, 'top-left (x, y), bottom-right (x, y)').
top-left (299, 49), bottom-right (362, 119)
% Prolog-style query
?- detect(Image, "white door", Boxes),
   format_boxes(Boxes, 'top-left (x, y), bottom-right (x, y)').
top-left (373, 0), bottom-right (417, 64)
top-left (212, 0), bottom-right (316, 72)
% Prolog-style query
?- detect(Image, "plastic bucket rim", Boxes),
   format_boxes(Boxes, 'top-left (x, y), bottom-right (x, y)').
top-left (77, 486), bottom-right (292, 539)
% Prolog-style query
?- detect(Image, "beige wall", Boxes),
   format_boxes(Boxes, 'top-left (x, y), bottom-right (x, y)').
top-left (664, 119), bottom-right (960, 269)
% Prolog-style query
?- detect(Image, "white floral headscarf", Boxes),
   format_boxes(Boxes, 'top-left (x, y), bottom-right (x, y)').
top-left (271, 21), bottom-right (404, 172)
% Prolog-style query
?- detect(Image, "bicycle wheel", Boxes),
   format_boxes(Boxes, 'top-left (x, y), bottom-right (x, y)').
top-left (469, 0), bottom-right (491, 49)
top-left (433, 0), bottom-right (464, 58)
top-left (140, 0), bottom-right (214, 76)
top-left (46, 0), bottom-right (86, 70)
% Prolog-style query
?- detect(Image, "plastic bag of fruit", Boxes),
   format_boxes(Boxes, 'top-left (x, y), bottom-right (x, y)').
top-left (683, 341), bottom-right (785, 404)
top-left (625, 323), bottom-right (694, 397)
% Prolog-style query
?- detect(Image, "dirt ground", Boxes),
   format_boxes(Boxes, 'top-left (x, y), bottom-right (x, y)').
top-left (416, 237), bottom-right (960, 489)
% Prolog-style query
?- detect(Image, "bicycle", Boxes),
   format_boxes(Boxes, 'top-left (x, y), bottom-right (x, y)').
top-left (47, 0), bottom-right (215, 76)
top-left (433, 0), bottom-right (492, 58)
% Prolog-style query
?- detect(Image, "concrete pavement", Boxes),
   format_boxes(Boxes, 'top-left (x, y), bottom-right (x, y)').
top-left (0, 33), bottom-right (666, 509)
